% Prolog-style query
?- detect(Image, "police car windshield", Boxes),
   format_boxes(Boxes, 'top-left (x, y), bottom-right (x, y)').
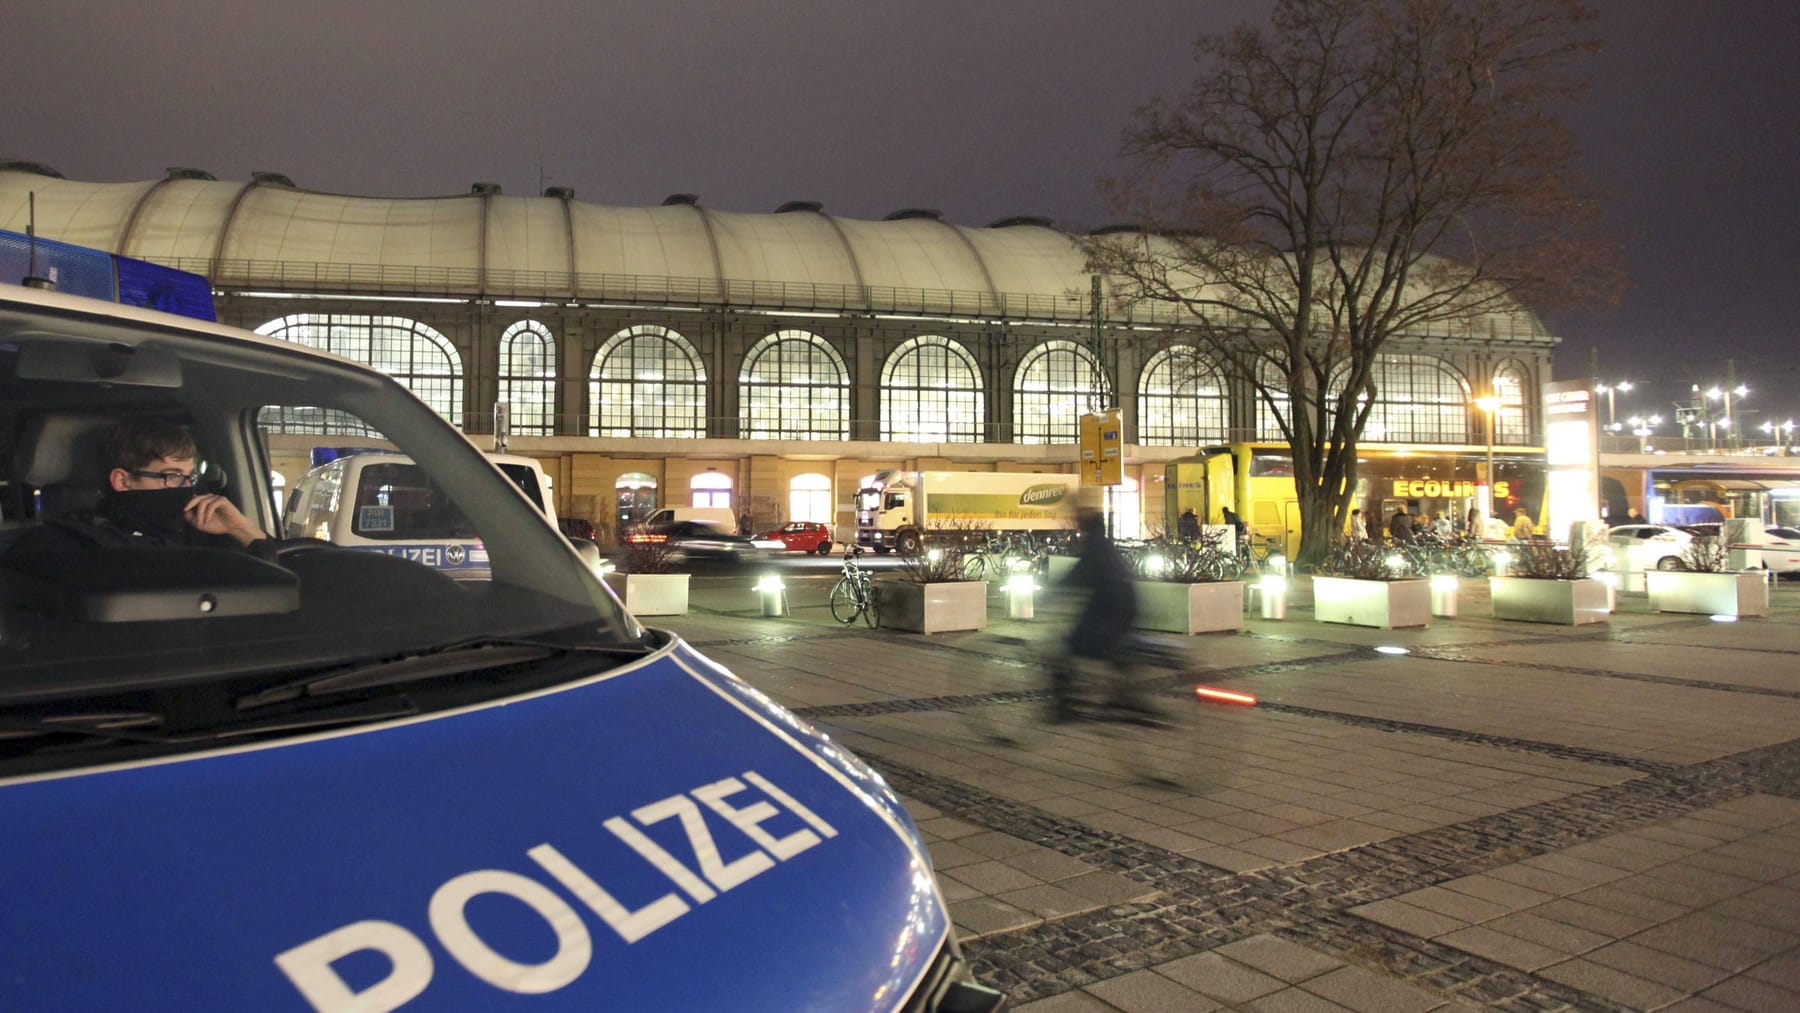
top-left (0, 303), bottom-right (641, 711)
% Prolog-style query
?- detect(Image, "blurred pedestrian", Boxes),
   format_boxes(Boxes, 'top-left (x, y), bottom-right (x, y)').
top-left (1052, 507), bottom-right (1139, 723)
top-left (1465, 505), bottom-right (1481, 536)
top-left (1349, 508), bottom-right (1368, 543)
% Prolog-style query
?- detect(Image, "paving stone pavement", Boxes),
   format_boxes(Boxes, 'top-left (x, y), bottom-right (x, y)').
top-left (657, 573), bottom-right (1800, 1011)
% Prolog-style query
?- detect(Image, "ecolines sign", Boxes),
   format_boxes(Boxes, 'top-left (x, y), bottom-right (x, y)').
top-left (1389, 479), bottom-right (1510, 499)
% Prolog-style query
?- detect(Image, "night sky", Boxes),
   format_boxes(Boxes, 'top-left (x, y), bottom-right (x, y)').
top-left (4, 0), bottom-right (1796, 431)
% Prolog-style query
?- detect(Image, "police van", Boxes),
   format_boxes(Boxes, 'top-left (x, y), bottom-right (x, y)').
top-left (0, 285), bottom-right (1002, 1012)
top-left (283, 451), bottom-right (557, 580)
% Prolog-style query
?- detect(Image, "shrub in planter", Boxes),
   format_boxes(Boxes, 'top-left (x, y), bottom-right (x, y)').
top-left (1647, 534), bottom-right (1770, 617)
top-left (1132, 529), bottom-right (1245, 634)
top-left (606, 525), bottom-right (690, 615)
top-left (1490, 539), bottom-right (1608, 625)
top-left (1311, 540), bottom-right (1430, 628)
top-left (881, 524), bottom-right (988, 633)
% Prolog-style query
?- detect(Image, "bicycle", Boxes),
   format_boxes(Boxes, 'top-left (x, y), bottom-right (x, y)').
top-left (829, 546), bottom-right (880, 627)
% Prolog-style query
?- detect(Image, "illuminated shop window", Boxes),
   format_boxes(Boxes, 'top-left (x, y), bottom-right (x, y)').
top-left (789, 473), bottom-right (832, 524)
top-left (257, 314), bottom-right (462, 426)
top-left (739, 330), bottom-right (849, 440)
top-left (691, 471), bottom-right (732, 510)
top-left (589, 325), bottom-right (706, 438)
top-left (881, 335), bottom-right (984, 443)
top-left (1138, 347), bottom-right (1228, 445)
top-left (1014, 340), bottom-right (1105, 444)
top-left (499, 319), bottom-right (556, 435)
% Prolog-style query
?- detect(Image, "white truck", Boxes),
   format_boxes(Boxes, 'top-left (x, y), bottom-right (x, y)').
top-left (854, 469), bottom-right (1080, 555)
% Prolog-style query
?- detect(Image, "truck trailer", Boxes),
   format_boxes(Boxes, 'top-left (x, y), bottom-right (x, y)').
top-left (854, 469), bottom-right (1080, 554)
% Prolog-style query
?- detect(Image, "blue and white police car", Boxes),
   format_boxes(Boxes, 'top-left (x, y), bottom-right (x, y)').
top-left (0, 284), bottom-right (1002, 1012)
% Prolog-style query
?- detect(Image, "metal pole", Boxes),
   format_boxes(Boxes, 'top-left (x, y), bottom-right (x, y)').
top-left (1485, 409), bottom-right (1495, 522)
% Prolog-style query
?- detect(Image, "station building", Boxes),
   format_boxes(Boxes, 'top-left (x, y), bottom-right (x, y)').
top-left (0, 163), bottom-right (1556, 544)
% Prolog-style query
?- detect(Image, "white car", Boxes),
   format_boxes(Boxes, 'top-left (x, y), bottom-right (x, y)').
top-left (1605, 523), bottom-right (1694, 572)
top-left (1734, 524), bottom-right (1800, 575)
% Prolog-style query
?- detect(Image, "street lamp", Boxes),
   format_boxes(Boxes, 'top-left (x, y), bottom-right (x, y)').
top-left (1475, 393), bottom-right (1501, 522)
top-left (1705, 384), bottom-right (1749, 450)
top-left (1595, 380), bottom-right (1633, 431)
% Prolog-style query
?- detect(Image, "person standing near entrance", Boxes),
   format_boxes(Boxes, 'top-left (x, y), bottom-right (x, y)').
top-left (1348, 508), bottom-right (1368, 543)
top-left (1512, 508), bottom-right (1535, 540)
top-left (1389, 507), bottom-right (1414, 543)
top-left (1177, 507), bottom-right (1200, 542)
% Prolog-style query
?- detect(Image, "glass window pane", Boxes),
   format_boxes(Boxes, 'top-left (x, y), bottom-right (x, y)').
top-left (499, 319), bottom-right (556, 435)
top-left (588, 325), bottom-right (707, 438)
top-left (881, 335), bottom-right (984, 442)
top-left (256, 314), bottom-right (463, 427)
top-left (739, 330), bottom-right (848, 440)
top-left (1013, 340), bottom-right (1104, 445)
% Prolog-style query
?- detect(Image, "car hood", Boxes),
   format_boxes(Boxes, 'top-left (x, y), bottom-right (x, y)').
top-left (0, 640), bottom-right (947, 1011)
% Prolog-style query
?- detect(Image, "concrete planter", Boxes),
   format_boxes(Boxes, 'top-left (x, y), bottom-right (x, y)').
top-left (1645, 571), bottom-right (1770, 617)
top-left (1133, 580), bottom-right (1245, 635)
top-left (1489, 577), bottom-right (1609, 625)
top-left (879, 580), bottom-right (987, 634)
top-left (605, 572), bottom-right (690, 616)
top-left (1312, 576), bottom-right (1431, 629)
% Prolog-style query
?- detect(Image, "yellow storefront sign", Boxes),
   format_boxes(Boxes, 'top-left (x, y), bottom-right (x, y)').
top-left (1389, 479), bottom-right (1509, 499)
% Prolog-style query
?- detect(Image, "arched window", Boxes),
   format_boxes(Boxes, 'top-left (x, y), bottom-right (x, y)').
top-left (499, 320), bottom-right (556, 435)
top-left (1492, 364), bottom-right (1530, 445)
top-left (1254, 358), bottom-right (1294, 442)
top-left (691, 471), bottom-right (732, 510)
top-left (589, 325), bottom-right (706, 438)
top-left (1013, 340), bottom-right (1105, 444)
top-left (1260, 354), bottom-right (1471, 444)
top-left (1360, 355), bottom-right (1471, 444)
top-left (789, 473), bottom-right (833, 524)
top-left (739, 330), bottom-right (849, 440)
top-left (1138, 347), bottom-right (1228, 446)
top-left (257, 314), bottom-right (463, 425)
top-left (881, 336), bottom-right (984, 442)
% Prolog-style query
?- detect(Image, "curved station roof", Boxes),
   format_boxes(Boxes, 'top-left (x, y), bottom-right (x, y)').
top-left (0, 162), bottom-right (1548, 340)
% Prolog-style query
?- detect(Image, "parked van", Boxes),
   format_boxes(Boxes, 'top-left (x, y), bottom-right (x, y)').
top-left (642, 505), bottom-right (737, 534)
top-left (282, 451), bottom-right (557, 579)
top-left (0, 284), bottom-right (1000, 1012)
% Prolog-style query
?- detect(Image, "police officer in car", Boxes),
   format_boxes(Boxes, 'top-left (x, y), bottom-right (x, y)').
top-left (6, 420), bottom-right (275, 558)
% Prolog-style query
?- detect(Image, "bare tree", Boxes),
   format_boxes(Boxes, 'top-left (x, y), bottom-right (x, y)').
top-left (1085, 0), bottom-right (1621, 566)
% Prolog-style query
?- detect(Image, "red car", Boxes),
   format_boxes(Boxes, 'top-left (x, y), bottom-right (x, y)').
top-left (755, 521), bottom-right (836, 554)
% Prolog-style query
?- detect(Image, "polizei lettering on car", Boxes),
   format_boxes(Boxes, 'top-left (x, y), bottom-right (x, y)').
top-left (0, 645), bottom-right (947, 1012)
top-left (276, 768), bottom-right (839, 1011)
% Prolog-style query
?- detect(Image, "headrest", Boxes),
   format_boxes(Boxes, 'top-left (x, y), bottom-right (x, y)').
top-left (16, 414), bottom-right (117, 488)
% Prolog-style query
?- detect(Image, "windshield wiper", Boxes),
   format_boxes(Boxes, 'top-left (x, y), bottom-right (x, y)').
top-left (0, 695), bottom-right (420, 750)
top-left (235, 637), bottom-right (653, 712)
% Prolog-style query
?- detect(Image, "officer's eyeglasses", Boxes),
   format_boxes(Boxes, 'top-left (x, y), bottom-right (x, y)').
top-left (130, 469), bottom-right (199, 489)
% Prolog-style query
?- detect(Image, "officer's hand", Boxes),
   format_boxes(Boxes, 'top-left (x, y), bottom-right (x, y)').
top-left (184, 494), bottom-right (269, 546)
